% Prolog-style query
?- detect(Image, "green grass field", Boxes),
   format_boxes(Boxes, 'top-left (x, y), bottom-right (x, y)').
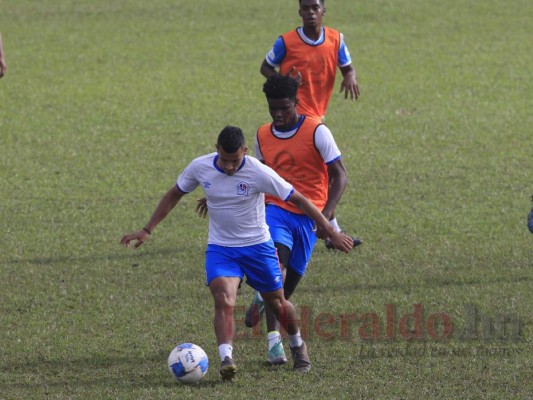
top-left (1, 0), bottom-right (531, 399)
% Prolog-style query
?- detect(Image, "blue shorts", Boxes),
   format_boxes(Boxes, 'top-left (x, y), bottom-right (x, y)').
top-left (205, 240), bottom-right (283, 293)
top-left (265, 204), bottom-right (318, 276)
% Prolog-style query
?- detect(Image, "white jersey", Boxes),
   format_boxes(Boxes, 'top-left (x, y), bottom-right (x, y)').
top-left (177, 153), bottom-right (294, 247)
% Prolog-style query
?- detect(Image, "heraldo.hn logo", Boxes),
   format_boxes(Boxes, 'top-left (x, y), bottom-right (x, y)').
top-left (459, 304), bottom-right (522, 342)
top-left (235, 303), bottom-right (523, 342)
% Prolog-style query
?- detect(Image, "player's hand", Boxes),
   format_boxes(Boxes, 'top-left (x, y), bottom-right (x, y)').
top-left (326, 231), bottom-right (354, 253)
top-left (284, 67), bottom-right (302, 86)
top-left (340, 77), bottom-right (360, 101)
top-left (196, 197), bottom-right (208, 218)
top-left (120, 230), bottom-right (150, 249)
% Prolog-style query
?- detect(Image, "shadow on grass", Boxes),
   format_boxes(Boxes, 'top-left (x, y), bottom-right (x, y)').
top-left (0, 350), bottom-right (265, 390)
top-left (298, 275), bottom-right (533, 293)
top-left (2, 246), bottom-right (193, 267)
top-left (4, 251), bottom-right (530, 296)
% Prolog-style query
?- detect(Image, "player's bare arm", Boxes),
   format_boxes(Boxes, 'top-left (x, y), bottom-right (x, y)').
top-left (260, 59), bottom-right (278, 78)
top-left (321, 159), bottom-right (348, 221)
top-left (261, 61), bottom-right (302, 86)
top-left (339, 65), bottom-right (360, 101)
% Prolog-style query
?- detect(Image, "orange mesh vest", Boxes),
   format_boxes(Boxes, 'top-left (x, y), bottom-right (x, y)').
top-left (257, 117), bottom-right (328, 215)
top-left (280, 27), bottom-right (340, 119)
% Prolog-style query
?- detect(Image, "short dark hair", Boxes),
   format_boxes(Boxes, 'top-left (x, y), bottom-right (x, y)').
top-left (299, 0), bottom-right (324, 5)
top-left (263, 74), bottom-right (299, 101)
top-left (217, 126), bottom-right (245, 153)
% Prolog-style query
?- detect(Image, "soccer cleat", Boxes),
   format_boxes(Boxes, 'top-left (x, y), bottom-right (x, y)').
top-left (219, 356), bottom-right (237, 382)
top-left (290, 342), bottom-right (311, 373)
top-left (267, 341), bottom-right (288, 365)
top-left (325, 233), bottom-right (362, 250)
top-left (244, 291), bottom-right (265, 328)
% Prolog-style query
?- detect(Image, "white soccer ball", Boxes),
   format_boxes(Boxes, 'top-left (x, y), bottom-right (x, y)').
top-left (167, 343), bottom-right (209, 384)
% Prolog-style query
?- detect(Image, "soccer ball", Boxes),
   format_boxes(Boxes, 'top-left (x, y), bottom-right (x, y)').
top-left (167, 343), bottom-right (209, 384)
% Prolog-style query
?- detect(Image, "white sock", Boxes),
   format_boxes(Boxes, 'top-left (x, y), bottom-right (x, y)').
top-left (218, 343), bottom-right (233, 361)
top-left (289, 330), bottom-right (303, 348)
top-left (268, 331), bottom-right (282, 351)
top-left (329, 218), bottom-right (341, 232)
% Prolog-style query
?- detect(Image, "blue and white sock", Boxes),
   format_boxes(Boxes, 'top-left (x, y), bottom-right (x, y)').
top-left (268, 331), bottom-right (282, 351)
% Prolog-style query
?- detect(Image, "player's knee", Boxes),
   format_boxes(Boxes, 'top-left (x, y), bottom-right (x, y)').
top-left (263, 294), bottom-right (284, 314)
top-left (212, 290), bottom-right (236, 310)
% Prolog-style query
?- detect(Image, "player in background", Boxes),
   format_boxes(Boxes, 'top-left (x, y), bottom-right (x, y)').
top-left (120, 126), bottom-right (353, 380)
top-left (244, 74), bottom-right (353, 365)
top-left (260, 0), bottom-right (361, 249)
top-left (527, 196), bottom-right (533, 233)
top-left (0, 32), bottom-right (7, 78)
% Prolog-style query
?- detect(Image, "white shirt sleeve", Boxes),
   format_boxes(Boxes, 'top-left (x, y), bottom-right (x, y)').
top-left (314, 124), bottom-right (342, 164)
top-left (254, 133), bottom-right (263, 161)
top-left (176, 158), bottom-right (200, 193)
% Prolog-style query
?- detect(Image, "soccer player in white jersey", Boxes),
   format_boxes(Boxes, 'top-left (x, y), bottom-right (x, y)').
top-left (120, 126), bottom-right (353, 381)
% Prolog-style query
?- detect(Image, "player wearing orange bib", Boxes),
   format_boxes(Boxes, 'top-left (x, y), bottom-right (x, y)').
top-left (276, 26), bottom-right (341, 120)
top-left (258, 115), bottom-right (329, 215)
top-left (246, 74), bottom-right (354, 366)
top-left (260, 0), bottom-right (359, 121)
top-left (260, 0), bottom-right (361, 249)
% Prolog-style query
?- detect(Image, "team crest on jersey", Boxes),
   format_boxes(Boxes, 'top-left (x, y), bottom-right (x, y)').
top-left (201, 181), bottom-right (212, 189)
top-left (236, 181), bottom-right (250, 196)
